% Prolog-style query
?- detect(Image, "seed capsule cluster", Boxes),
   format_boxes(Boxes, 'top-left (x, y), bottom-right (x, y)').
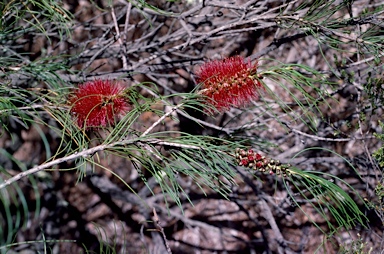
top-left (235, 148), bottom-right (291, 177)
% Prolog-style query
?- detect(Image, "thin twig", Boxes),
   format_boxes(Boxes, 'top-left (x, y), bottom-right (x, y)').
top-left (141, 103), bottom-right (183, 137)
top-left (258, 199), bottom-right (291, 254)
top-left (146, 139), bottom-right (201, 150)
top-left (153, 208), bottom-right (172, 254)
top-left (0, 139), bottom-right (131, 190)
top-left (0, 143), bottom-right (107, 189)
top-left (0, 134), bottom-right (220, 190)
top-left (282, 122), bottom-right (375, 142)
top-left (111, 5), bottom-right (128, 70)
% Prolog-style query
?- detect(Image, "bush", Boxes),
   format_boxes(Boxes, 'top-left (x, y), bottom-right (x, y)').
top-left (1, 0), bottom-right (383, 253)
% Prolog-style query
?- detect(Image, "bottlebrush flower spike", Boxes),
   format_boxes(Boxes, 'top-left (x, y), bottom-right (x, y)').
top-left (196, 56), bottom-right (263, 113)
top-left (235, 148), bottom-right (291, 177)
top-left (69, 79), bottom-right (131, 129)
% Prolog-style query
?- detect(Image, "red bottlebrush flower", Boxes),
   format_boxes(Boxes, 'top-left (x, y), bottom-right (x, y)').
top-left (196, 56), bottom-right (263, 113)
top-left (69, 79), bottom-right (131, 129)
top-left (255, 161), bottom-right (264, 169)
top-left (255, 153), bottom-right (263, 161)
top-left (240, 158), bottom-right (249, 166)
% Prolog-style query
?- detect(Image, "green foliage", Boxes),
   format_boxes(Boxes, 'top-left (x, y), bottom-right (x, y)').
top-left (0, 85), bottom-right (30, 133)
top-left (365, 72), bottom-right (384, 110)
top-left (260, 61), bottom-right (333, 132)
top-left (277, 0), bottom-right (384, 75)
top-left (0, 0), bottom-right (72, 39)
top-left (285, 168), bottom-right (367, 234)
top-left (89, 221), bottom-right (125, 254)
top-left (338, 234), bottom-right (373, 254)
top-left (0, 150), bottom-right (40, 252)
top-left (373, 121), bottom-right (384, 167)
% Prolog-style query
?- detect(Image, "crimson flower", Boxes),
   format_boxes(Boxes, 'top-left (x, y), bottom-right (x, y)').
top-left (196, 56), bottom-right (263, 112)
top-left (69, 79), bottom-right (131, 129)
